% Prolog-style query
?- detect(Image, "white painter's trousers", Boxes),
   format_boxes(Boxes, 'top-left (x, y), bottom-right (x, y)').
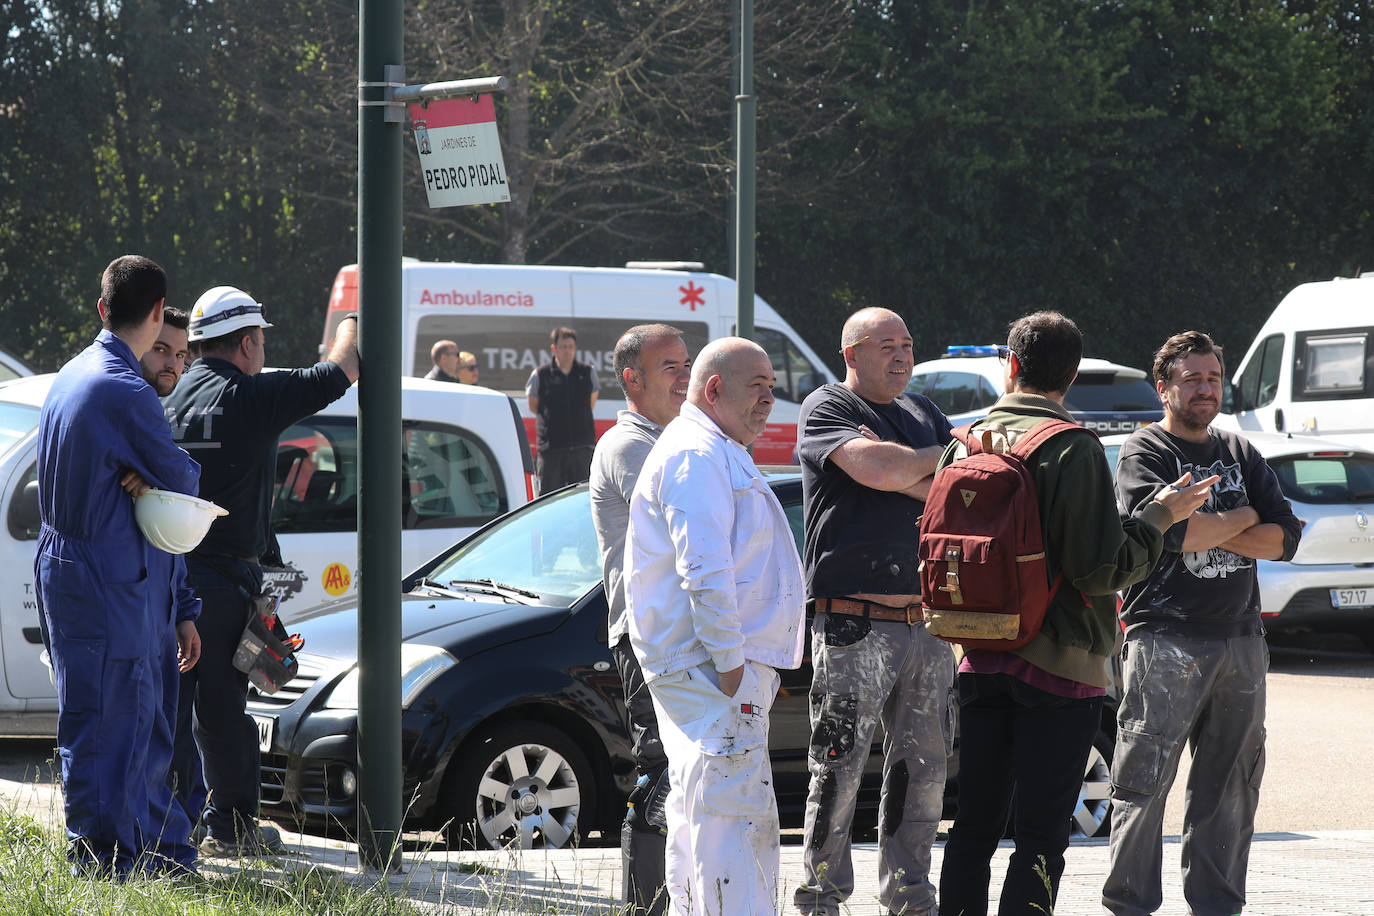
top-left (649, 660), bottom-right (782, 916)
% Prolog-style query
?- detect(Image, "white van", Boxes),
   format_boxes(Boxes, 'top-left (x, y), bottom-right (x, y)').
top-left (321, 261), bottom-right (839, 464)
top-left (0, 374), bottom-right (530, 735)
top-left (1216, 276), bottom-right (1374, 449)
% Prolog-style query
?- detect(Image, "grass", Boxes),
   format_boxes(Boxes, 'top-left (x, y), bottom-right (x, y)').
top-left (0, 749), bottom-right (640, 914)
top-left (0, 807), bottom-right (430, 916)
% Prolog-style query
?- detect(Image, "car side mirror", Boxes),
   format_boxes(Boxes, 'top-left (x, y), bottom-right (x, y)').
top-left (7, 479), bottom-right (40, 540)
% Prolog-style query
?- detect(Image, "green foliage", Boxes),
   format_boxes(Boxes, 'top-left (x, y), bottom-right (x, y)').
top-left (1, 0), bottom-right (1372, 375)
top-left (774, 0), bottom-right (1367, 370)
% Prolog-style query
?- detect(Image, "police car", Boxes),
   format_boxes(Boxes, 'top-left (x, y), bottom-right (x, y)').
top-left (907, 345), bottom-right (1163, 433)
top-left (0, 373), bottom-right (531, 735)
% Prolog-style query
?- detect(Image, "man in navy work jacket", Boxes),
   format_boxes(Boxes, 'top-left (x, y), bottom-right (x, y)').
top-left (36, 254), bottom-right (203, 876)
top-left (165, 285), bottom-right (359, 856)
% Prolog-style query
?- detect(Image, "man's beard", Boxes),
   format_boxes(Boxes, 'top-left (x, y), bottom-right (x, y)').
top-left (1172, 397), bottom-right (1217, 431)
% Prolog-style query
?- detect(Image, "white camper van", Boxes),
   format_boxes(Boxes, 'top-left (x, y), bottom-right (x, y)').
top-left (1216, 275), bottom-right (1374, 449)
top-left (321, 261), bottom-right (839, 464)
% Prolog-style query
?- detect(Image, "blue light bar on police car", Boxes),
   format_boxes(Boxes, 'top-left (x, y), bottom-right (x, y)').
top-left (944, 345), bottom-right (1001, 357)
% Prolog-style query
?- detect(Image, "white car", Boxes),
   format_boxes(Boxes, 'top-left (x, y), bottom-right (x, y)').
top-left (908, 345), bottom-right (1162, 434)
top-left (1103, 431), bottom-right (1374, 649)
top-left (0, 347), bottom-right (32, 384)
top-left (0, 373), bottom-right (531, 735)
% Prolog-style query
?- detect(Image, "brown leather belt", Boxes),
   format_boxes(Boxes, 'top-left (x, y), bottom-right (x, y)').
top-left (810, 597), bottom-right (924, 626)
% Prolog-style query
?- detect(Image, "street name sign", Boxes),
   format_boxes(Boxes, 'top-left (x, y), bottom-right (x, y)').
top-left (409, 95), bottom-right (510, 208)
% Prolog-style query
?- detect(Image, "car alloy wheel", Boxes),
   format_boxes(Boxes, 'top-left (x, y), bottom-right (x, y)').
top-left (444, 721), bottom-right (598, 850)
top-left (1071, 731), bottom-right (1114, 838)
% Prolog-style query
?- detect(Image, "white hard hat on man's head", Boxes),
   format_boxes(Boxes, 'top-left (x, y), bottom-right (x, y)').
top-left (188, 285), bottom-right (275, 342)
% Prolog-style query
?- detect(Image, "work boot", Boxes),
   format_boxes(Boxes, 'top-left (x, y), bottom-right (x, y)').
top-left (200, 822), bottom-right (287, 858)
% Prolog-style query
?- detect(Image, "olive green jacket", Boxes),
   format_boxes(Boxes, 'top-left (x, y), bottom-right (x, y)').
top-left (937, 394), bottom-right (1172, 686)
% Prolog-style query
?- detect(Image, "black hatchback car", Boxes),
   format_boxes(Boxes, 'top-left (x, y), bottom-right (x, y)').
top-left (248, 475), bottom-right (1116, 848)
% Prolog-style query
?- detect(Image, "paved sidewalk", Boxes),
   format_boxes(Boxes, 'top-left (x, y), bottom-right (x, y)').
top-left (5, 775), bottom-right (1373, 913)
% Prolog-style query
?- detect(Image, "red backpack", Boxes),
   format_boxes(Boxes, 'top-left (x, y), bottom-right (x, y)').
top-left (919, 419), bottom-right (1090, 651)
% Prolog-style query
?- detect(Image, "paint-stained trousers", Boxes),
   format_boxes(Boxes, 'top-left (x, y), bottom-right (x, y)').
top-left (1103, 632), bottom-right (1268, 916)
top-left (649, 660), bottom-right (782, 916)
top-left (795, 613), bottom-right (955, 916)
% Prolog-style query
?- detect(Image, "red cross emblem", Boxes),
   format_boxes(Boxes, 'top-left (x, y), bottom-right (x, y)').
top-left (678, 281), bottom-right (706, 311)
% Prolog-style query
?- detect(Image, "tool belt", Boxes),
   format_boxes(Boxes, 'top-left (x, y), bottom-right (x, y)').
top-left (231, 594), bottom-right (304, 694)
top-left (809, 597), bottom-right (924, 626)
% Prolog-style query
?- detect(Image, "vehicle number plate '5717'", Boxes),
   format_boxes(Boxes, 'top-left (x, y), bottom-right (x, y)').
top-left (1331, 588), bottom-right (1373, 609)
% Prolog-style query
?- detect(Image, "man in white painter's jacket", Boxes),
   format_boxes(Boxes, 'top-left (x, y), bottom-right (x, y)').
top-left (625, 336), bottom-right (805, 916)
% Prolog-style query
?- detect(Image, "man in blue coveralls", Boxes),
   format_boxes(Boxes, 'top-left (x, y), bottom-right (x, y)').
top-left (35, 255), bottom-right (203, 876)
top-left (166, 285), bottom-right (359, 856)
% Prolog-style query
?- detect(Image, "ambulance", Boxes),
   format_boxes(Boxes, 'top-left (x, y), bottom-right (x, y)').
top-left (320, 260), bottom-right (839, 463)
top-left (1216, 275), bottom-right (1374, 449)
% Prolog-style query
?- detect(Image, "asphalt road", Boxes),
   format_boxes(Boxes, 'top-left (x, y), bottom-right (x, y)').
top-left (1165, 631), bottom-right (1374, 834)
top-left (5, 633), bottom-right (1373, 834)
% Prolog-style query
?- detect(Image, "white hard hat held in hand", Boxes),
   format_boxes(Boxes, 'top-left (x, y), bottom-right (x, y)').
top-left (134, 488), bottom-right (228, 554)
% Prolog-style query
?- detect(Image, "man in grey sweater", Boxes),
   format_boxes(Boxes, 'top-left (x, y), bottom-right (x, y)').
top-left (589, 323), bottom-right (691, 916)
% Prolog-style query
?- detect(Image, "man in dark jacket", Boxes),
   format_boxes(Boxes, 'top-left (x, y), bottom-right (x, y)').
top-left (1104, 330), bottom-right (1302, 916)
top-left (937, 312), bottom-right (1213, 916)
top-left (165, 285), bottom-right (359, 856)
top-left (526, 326), bottom-right (599, 492)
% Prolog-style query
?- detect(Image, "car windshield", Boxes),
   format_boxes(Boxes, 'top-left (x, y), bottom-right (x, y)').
top-left (1269, 453), bottom-right (1374, 504)
top-left (1063, 375), bottom-right (1161, 413)
top-left (425, 487), bottom-right (602, 604)
top-left (0, 402), bottom-right (39, 458)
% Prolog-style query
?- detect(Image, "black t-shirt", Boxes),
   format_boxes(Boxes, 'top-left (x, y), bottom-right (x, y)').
top-left (1115, 423), bottom-right (1302, 638)
top-left (165, 356), bottom-right (352, 562)
top-left (798, 383), bottom-right (953, 598)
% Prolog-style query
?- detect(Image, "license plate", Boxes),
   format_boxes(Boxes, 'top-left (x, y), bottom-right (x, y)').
top-left (1330, 588), bottom-right (1374, 609)
top-left (253, 714), bottom-right (276, 753)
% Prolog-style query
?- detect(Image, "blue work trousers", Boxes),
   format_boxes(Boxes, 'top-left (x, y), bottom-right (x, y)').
top-left (38, 533), bottom-right (196, 875)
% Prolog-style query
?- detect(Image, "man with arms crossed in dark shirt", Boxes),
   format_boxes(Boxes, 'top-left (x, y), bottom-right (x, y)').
top-left (794, 307), bottom-right (953, 916)
top-left (1105, 330), bottom-right (1301, 916)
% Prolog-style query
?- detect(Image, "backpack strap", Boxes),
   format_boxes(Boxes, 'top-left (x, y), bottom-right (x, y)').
top-left (953, 422), bottom-right (1016, 456)
top-left (951, 423), bottom-right (978, 453)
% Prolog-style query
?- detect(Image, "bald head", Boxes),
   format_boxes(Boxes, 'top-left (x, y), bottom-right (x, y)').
top-left (841, 307), bottom-right (904, 348)
top-left (688, 337), bottom-right (776, 445)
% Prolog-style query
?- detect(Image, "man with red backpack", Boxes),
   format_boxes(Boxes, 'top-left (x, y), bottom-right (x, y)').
top-left (933, 311), bottom-right (1213, 916)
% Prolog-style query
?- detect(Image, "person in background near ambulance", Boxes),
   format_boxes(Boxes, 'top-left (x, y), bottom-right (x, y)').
top-left (35, 255), bottom-right (203, 876)
top-left (527, 326), bottom-right (599, 493)
top-left (793, 308), bottom-right (954, 916)
top-left (425, 339), bottom-right (462, 383)
top-left (626, 337), bottom-right (805, 915)
top-left (165, 285), bottom-right (360, 856)
top-left (590, 323), bottom-right (692, 916)
top-left (1104, 331), bottom-right (1302, 916)
top-left (131, 305), bottom-right (207, 828)
top-left (455, 351), bottom-right (479, 384)
top-left (935, 312), bottom-right (1213, 916)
